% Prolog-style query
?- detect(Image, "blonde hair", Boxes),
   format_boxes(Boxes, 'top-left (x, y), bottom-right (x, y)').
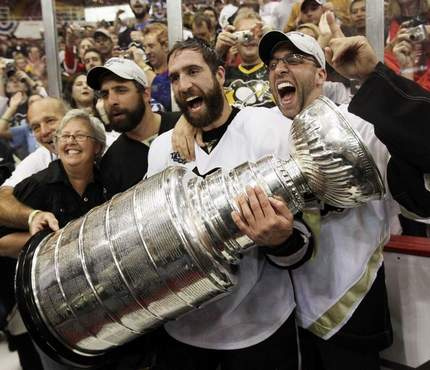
top-left (233, 9), bottom-right (261, 28)
top-left (142, 22), bottom-right (168, 47)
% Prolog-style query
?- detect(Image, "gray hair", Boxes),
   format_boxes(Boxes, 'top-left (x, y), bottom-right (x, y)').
top-left (56, 109), bottom-right (107, 158)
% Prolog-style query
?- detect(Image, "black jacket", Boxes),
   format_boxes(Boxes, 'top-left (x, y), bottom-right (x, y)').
top-left (349, 62), bottom-right (430, 218)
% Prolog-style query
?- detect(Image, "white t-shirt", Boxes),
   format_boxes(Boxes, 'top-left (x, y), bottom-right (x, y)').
top-left (4, 146), bottom-right (54, 187)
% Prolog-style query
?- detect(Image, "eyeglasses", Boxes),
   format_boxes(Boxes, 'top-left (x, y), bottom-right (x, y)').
top-left (268, 53), bottom-right (318, 71)
top-left (56, 134), bottom-right (95, 143)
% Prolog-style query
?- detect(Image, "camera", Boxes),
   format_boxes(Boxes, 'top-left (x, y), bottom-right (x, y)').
top-left (233, 30), bottom-right (253, 44)
top-left (407, 24), bottom-right (428, 43)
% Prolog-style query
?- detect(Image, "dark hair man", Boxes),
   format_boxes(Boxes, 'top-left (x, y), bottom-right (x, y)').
top-left (258, 30), bottom-right (395, 369)
top-left (93, 28), bottom-right (114, 60)
top-left (146, 37), bottom-right (312, 370)
top-left (87, 57), bottom-right (180, 197)
top-left (82, 48), bottom-right (104, 72)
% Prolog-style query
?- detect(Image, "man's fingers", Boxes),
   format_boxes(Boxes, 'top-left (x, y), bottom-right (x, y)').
top-left (246, 186), bottom-right (265, 220)
top-left (236, 194), bottom-right (256, 226)
top-left (231, 211), bottom-right (250, 235)
top-left (326, 11), bottom-right (344, 38)
top-left (47, 216), bottom-right (59, 232)
top-left (252, 186), bottom-right (275, 218)
top-left (268, 197), bottom-right (293, 220)
top-left (324, 46), bottom-right (335, 66)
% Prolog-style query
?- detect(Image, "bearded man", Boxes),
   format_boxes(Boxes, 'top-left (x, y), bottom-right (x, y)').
top-left (146, 37), bottom-right (312, 370)
top-left (87, 58), bottom-right (180, 197)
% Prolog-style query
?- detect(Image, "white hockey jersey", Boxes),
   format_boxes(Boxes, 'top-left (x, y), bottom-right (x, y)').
top-left (147, 106), bottom-right (298, 350)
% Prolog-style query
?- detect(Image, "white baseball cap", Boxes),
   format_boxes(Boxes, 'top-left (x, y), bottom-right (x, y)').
top-left (258, 30), bottom-right (326, 68)
top-left (87, 57), bottom-right (148, 90)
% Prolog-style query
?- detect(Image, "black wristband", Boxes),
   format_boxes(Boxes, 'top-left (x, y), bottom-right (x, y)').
top-left (260, 228), bottom-right (307, 257)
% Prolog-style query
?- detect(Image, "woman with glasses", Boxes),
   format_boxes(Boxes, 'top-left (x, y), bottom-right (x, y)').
top-left (0, 109), bottom-right (107, 370)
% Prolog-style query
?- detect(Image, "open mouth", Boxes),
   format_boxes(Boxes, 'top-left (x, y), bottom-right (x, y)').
top-left (65, 149), bottom-right (81, 155)
top-left (277, 82), bottom-right (296, 104)
top-left (186, 96), bottom-right (204, 112)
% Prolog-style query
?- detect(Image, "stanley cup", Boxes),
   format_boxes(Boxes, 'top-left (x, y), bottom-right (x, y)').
top-left (16, 96), bottom-right (385, 366)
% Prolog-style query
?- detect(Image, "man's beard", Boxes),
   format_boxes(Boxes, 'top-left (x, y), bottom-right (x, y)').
top-left (176, 79), bottom-right (224, 128)
top-left (132, 5), bottom-right (149, 19)
top-left (108, 99), bottom-right (146, 133)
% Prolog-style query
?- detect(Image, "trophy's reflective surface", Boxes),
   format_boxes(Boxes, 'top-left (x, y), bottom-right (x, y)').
top-left (16, 96), bottom-right (385, 366)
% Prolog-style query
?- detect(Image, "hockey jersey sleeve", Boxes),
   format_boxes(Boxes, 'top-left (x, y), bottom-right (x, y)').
top-left (260, 217), bottom-right (313, 270)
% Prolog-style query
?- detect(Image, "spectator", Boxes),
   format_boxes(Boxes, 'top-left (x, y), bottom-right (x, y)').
top-left (117, 0), bottom-right (153, 48)
top-left (202, 5), bottom-right (222, 34)
top-left (385, 0), bottom-right (430, 90)
top-left (142, 23), bottom-right (171, 111)
top-left (64, 23), bottom-right (96, 75)
top-left (284, 0), bottom-right (351, 33)
top-left (66, 73), bottom-right (96, 114)
top-left (82, 48), bottom-right (104, 72)
top-left (0, 109), bottom-right (107, 370)
top-left (348, 0), bottom-right (366, 36)
top-left (0, 69), bottom-right (44, 159)
top-left (223, 11), bottom-right (274, 108)
top-left (93, 28), bottom-right (114, 61)
top-left (192, 12), bottom-right (217, 46)
top-left (151, 0), bottom-right (167, 22)
top-left (13, 52), bottom-right (30, 74)
top-left (26, 45), bottom-right (45, 81)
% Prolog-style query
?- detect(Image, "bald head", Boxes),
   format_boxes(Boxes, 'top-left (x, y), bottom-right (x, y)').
top-left (28, 97), bottom-right (68, 153)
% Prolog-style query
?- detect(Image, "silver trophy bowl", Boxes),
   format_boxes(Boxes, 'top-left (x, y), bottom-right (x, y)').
top-left (16, 96), bottom-right (385, 367)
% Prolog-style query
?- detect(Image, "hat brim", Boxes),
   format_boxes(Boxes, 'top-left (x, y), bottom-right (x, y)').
top-left (259, 31), bottom-right (293, 66)
top-left (86, 65), bottom-right (133, 90)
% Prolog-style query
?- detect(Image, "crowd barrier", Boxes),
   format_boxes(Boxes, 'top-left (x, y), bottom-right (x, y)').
top-left (381, 235), bottom-right (430, 370)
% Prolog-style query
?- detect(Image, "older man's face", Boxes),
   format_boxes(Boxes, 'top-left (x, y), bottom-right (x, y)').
top-left (28, 99), bottom-right (65, 153)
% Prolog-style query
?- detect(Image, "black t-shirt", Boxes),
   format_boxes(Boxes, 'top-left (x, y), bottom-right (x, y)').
top-left (0, 139), bottom-right (14, 185)
top-left (0, 160), bottom-right (107, 238)
top-left (100, 111), bottom-right (181, 198)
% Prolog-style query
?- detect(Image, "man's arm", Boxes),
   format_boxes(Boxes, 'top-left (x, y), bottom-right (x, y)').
top-left (326, 35), bottom-right (430, 218)
top-left (0, 187), bottom-right (59, 231)
top-left (0, 232), bottom-right (31, 257)
top-left (0, 186), bottom-right (32, 228)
